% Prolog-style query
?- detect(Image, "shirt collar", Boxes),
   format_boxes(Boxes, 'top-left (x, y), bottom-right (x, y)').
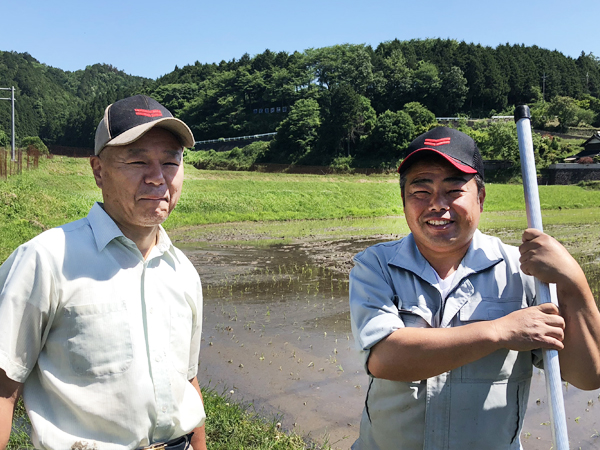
top-left (87, 202), bottom-right (124, 252)
top-left (389, 229), bottom-right (504, 284)
top-left (87, 202), bottom-right (178, 261)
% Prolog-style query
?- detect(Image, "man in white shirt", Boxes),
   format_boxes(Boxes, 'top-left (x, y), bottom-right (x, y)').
top-left (350, 126), bottom-right (600, 449)
top-left (0, 95), bottom-right (206, 450)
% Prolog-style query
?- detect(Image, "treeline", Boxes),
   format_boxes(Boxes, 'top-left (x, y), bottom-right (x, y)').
top-left (0, 50), bottom-right (150, 148)
top-left (0, 40), bottom-right (599, 168)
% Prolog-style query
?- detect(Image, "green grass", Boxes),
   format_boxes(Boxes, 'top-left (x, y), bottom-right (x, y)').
top-left (8, 391), bottom-right (326, 450)
top-left (203, 387), bottom-right (325, 449)
top-left (7, 399), bottom-right (33, 450)
top-left (4, 156), bottom-right (600, 262)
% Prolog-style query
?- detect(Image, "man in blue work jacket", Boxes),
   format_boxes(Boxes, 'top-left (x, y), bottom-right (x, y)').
top-left (349, 127), bottom-right (600, 450)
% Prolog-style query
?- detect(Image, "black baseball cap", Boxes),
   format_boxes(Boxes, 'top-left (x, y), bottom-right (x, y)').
top-left (398, 127), bottom-right (484, 180)
top-left (94, 95), bottom-right (195, 155)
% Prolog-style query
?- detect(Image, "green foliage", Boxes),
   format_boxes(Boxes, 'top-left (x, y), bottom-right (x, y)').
top-left (529, 102), bottom-right (551, 129)
top-left (578, 180), bottom-right (600, 190)
top-left (318, 84), bottom-right (375, 160)
top-left (306, 44), bottom-right (374, 95)
top-left (184, 141), bottom-right (270, 171)
top-left (20, 136), bottom-right (48, 154)
top-left (476, 122), bottom-right (520, 162)
top-left (401, 102), bottom-right (436, 134)
top-left (548, 96), bottom-right (596, 131)
top-left (0, 51), bottom-right (149, 147)
top-left (0, 128), bottom-right (9, 148)
top-left (361, 110), bottom-right (414, 165)
top-left (2, 41), bottom-right (600, 169)
top-left (329, 155), bottom-right (354, 173)
top-left (271, 99), bottom-right (321, 163)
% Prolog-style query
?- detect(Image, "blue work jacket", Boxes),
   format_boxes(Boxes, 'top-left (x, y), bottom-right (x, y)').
top-left (350, 230), bottom-right (541, 450)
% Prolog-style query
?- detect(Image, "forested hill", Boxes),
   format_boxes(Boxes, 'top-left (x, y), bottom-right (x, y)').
top-left (1, 39), bottom-right (599, 159)
top-left (0, 50), bottom-right (150, 147)
top-left (156, 39), bottom-right (600, 133)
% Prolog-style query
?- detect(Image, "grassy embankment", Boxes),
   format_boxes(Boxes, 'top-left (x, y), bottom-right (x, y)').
top-left (3, 156), bottom-right (600, 449)
top-left (4, 156), bottom-right (600, 262)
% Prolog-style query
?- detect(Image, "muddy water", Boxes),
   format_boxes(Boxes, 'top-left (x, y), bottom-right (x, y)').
top-left (181, 239), bottom-right (600, 450)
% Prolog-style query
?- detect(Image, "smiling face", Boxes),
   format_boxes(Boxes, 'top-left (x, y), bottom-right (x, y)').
top-left (402, 156), bottom-right (485, 266)
top-left (90, 128), bottom-right (184, 236)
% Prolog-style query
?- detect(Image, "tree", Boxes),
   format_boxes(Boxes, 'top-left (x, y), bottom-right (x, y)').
top-left (271, 99), bottom-right (321, 163)
top-left (437, 66), bottom-right (468, 115)
top-left (21, 136), bottom-right (48, 154)
top-left (307, 44), bottom-right (374, 95)
top-left (402, 102), bottom-right (436, 135)
top-left (412, 61), bottom-right (442, 112)
top-left (548, 96), bottom-right (594, 131)
top-left (380, 49), bottom-right (413, 111)
top-left (319, 85), bottom-right (376, 159)
top-left (362, 110), bottom-right (414, 161)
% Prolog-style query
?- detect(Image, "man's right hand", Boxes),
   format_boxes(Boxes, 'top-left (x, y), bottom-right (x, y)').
top-left (0, 368), bottom-right (23, 450)
top-left (493, 303), bottom-right (565, 352)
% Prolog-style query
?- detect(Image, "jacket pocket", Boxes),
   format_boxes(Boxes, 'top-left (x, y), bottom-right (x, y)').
top-left (459, 297), bottom-right (522, 322)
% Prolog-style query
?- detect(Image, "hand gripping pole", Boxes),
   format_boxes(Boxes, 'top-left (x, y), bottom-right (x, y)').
top-left (514, 105), bottom-right (569, 450)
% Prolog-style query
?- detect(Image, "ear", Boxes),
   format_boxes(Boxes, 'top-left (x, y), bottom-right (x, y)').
top-left (478, 187), bottom-right (486, 212)
top-left (89, 156), bottom-right (103, 189)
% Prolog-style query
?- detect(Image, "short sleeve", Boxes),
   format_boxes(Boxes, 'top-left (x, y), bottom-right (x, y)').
top-left (349, 253), bottom-right (404, 373)
top-left (187, 275), bottom-right (203, 380)
top-left (0, 242), bottom-right (56, 382)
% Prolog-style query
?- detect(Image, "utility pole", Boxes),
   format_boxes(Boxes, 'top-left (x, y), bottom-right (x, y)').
top-left (541, 73), bottom-right (547, 102)
top-left (586, 72), bottom-right (590, 94)
top-left (0, 87), bottom-right (16, 161)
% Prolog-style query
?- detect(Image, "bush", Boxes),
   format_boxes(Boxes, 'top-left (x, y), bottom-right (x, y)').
top-left (184, 141), bottom-right (270, 171)
top-left (329, 155), bottom-right (354, 173)
top-left (20, 136), bottom-right (48, 155)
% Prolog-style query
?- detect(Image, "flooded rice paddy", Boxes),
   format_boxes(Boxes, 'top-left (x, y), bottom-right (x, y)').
top-left (178, 226), bottom-right (600, 450)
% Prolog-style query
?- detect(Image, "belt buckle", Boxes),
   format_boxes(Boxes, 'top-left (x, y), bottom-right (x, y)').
top-left (142, 444), bottom-right (167, 450)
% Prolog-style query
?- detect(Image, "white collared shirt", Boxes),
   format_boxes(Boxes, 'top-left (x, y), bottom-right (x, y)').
top-left (0, 203), bottom-right (205, 450)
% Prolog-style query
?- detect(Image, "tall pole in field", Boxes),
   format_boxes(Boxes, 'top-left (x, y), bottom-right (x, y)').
top-left (0, 87), bottom-right (16, 161)
top-left (514, 105), bottom-right (569, 450)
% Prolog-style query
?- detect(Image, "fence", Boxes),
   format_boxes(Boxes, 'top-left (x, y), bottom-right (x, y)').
top-left (0, 147), bottom-right (40, 180)
top-left (565, 127), bottom-right (600, 138)
top-left (194, 132), bottom-right (277, 146)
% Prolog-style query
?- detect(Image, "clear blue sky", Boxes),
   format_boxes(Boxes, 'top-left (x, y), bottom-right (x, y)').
top-left (2, 0), bottom-right (599, 80)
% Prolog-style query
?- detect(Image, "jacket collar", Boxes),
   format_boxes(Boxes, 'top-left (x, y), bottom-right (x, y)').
top-left (389, 230), bottom-right (504, 284)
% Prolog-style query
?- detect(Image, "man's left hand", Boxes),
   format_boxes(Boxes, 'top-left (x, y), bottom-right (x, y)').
top-left (519, 228), bottom-right (582, 286)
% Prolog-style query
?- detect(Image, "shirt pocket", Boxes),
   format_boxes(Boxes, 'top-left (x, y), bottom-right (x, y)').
top-left (64, 302), bottom-right (133, 377)
top-left (170, 303), bottom-right (194, 374)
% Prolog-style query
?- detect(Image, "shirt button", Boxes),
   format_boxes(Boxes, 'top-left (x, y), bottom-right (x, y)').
top-left (155, 355), bottom-right (162, 362)
top-left (162, 406), bottom-right (167, 412)
top-left (149, 307), bottom-right (154, 314)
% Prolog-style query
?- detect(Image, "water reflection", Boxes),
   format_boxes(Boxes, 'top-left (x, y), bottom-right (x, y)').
top-left (182, 239), bottom-right (600, 450)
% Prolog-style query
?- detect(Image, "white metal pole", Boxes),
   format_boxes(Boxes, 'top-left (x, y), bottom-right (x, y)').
top-left (11, 86), bottom-right (15, 162)
top-left (514, 105), bottom-right (569, 450)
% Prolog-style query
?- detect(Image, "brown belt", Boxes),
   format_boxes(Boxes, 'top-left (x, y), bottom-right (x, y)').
top-left (139, 432), bottom-right (193, 450)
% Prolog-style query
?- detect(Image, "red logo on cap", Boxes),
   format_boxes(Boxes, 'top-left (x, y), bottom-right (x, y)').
top-left (424, 138), bottom-right (451, 146)
top-left (135, 109), bottom-right (163, 118)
